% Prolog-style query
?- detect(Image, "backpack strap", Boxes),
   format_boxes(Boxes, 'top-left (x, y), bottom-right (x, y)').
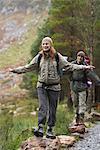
top-left (37, 52), bottom-right (60, 74)
top-left (37, 53), bottom-right (42, 69)
top-left (55, 52), bottom-right (60, 74)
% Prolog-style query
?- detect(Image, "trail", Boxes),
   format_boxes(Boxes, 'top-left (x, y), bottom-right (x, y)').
top-left (69, 122), bottom-right (100, 150)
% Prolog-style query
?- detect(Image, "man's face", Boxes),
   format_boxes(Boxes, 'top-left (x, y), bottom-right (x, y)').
top-left (77, 55), bottom-right (84, 64)
top-left (42, 40), bottom-right (51, 52)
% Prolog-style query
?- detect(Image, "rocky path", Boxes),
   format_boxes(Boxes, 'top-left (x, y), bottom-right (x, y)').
top-left (19, 120), bottom-right (100, 150)
top-left (69, 122), bottom-right (100, 150)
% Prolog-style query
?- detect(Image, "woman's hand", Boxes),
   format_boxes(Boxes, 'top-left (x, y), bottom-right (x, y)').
top-left (9, 68), bottom-right (17, 73)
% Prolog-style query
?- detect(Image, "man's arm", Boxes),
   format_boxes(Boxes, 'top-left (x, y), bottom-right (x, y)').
top-left (58, 53), bottom-right (95, 71)
top-left (86, 70), bottom-right (100, 86)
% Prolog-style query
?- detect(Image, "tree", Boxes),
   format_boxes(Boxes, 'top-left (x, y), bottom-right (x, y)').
top-left (22, 0), bottom-right (100, 104)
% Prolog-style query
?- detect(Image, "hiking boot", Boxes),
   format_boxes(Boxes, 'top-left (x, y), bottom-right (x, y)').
top-left (46, 127), bottom-right (56, 139)
top-left (33, 125), bottom-right (44, 137)
top-left (78, 113), bottom-right (85, 126)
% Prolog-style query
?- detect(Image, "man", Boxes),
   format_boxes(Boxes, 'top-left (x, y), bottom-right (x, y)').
top-left (70, 51), bottom-right (100, 126)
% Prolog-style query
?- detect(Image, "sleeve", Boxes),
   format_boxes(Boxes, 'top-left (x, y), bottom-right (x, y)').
top-left (58, 53), bottom-right (89, 71)
top-left (12, 54), bottom-right (40, 74)
top-left (86, 70), bottom-right (100, 86)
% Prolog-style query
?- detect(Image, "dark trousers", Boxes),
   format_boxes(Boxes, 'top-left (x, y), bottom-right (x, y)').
top-left (37, 87), bottom-right (59, 127)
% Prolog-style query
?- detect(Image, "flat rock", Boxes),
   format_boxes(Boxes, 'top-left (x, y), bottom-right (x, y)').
top-left (20, 135), bottom-right (76, 150)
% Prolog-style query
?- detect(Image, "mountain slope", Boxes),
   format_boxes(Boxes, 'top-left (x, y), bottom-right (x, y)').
top-left (0, 0), bottom-right (49, 100)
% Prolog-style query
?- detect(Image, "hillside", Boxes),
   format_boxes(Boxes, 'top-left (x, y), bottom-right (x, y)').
top-left (0, 0), bottom-right (49, 100)
top-left (0, 0), bottom-right (49, 56)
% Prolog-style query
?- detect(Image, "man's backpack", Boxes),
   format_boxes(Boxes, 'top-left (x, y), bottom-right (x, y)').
top-left (37, 52), bottom-right (62, 76)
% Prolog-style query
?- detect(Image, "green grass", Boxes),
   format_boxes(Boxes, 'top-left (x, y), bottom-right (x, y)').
top-left (0, 98), bottom-right (38, 150)
top-left (0, 113), bottom-right (37, 150)
top-left (0, 99), bottom-right (74, 150)
top-left (56, 103), bottom-right (74, 135)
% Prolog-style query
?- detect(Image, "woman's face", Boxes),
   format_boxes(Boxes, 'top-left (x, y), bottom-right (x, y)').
top-left (42, 40), bottom-right (51, 52)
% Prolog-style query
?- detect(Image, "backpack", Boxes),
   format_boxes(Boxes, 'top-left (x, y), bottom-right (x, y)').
top-left (37, 52), bottom-right (63, 76)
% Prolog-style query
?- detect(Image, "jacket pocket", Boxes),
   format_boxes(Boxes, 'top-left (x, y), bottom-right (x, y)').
top-left (72, 81), bottom-right (88, 92)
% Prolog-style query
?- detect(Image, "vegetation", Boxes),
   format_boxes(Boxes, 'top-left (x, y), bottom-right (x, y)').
top-left (56, 103), bottom-right (74, 135)
top-left (37, 0), bottom-right (100, 61)
top-left (24, 0), bottom-right (100, 99)
top-left (31, 0), bottom-right (100, 57)
top-left (0, 0), bottom-right (100, 149)
top-left (0, 99), bottom-right (73, 150)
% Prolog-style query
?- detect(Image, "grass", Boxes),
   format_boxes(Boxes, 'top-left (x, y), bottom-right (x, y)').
top-left (56, 103), bottom-right (74, 135)
top-left (0, 10), bottom-right (73, 149)
top-left (0, 98), bottom-right (38, 150)
top-left (0, 113), bottom-right (37, 150)
top-left (0, 99), bottom-right (74, 150)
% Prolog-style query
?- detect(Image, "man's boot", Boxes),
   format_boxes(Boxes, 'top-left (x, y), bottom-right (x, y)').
top-left (69, 113), bottom-right (85, 134)
top-left (78, 113), bottom-right (85, 125)
top-left (46, 126), bottom-right (56, 139)
top-left (75, 113), bottom-right (80, 125)
top-left (69, 113), bottom-right (79, 127)
top-left (33, 124), bottom-right (44, 137)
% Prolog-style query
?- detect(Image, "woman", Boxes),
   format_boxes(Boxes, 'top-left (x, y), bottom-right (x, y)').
top-left (9, 37), bottom-right (94, 139)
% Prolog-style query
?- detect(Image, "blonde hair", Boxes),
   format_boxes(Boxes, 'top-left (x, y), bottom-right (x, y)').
top-left (40, 37), bottom-right (56, 59)
top-left (42, 37), bottom-right (53, 45)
